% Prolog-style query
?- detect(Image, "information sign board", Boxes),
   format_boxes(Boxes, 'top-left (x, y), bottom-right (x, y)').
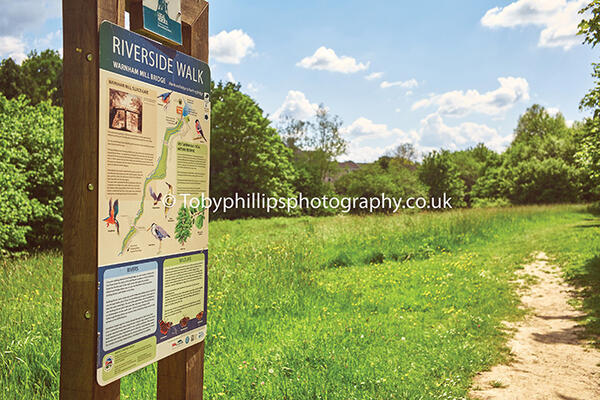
top-left (96, 21), bottom-right (210, 386)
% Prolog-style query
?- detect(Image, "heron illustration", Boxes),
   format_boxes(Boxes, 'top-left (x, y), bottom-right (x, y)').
top-left (148, 223), bottom-right (170, 253)
top-left (103, 199), bottom-right (119, 234)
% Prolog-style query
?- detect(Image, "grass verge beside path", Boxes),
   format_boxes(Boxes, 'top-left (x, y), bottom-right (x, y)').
top-left (1, 205), bottom-right (597, 399)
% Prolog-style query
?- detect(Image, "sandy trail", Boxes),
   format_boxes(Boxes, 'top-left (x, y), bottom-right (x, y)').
top-left (470, 252), bottom-right (600, 400)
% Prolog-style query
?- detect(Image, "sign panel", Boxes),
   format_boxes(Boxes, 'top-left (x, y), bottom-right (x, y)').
top-left (129, 0), bottom-right (185, 47)
top-left (96, 21), bottom-right (210, 386)
top-left (134, 0), bottom-right (183, 45)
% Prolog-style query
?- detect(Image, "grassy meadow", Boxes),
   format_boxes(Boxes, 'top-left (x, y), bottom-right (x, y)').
top-left (1, 205), bottom-right (600, 399)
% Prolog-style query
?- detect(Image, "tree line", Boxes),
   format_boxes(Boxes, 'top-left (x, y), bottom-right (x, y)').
top-left (1, 0), bottom-right (600, 253)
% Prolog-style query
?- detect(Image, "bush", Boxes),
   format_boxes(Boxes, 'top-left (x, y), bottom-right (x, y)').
top-left (505, 158), bottom-right (580, 204)
top-left (0, 95), bottom-right (63, 253)
top-left (334, 160), bottom-right (426, 213)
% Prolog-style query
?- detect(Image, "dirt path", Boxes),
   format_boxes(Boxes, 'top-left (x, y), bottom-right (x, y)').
top-left (470, 252), bottom-right (600, 400)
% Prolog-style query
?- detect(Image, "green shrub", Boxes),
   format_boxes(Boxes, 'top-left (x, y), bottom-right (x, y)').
top-left (0, 95), bottom-right (63, 253)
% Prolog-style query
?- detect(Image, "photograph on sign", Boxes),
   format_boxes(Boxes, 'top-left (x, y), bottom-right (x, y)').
top-left (96, 21), bottom-right (210, 386)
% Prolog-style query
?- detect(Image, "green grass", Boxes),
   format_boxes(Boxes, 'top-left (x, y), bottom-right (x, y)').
top-left (1, 205), bottom-right (599, 399)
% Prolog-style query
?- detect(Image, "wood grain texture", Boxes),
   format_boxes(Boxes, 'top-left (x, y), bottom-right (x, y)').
top-left (61, 1), bottom-right (208, 398)
top-left (60, 0), bottom-right (125, 398)
top-left (157, 2), bottom-right (208, 399)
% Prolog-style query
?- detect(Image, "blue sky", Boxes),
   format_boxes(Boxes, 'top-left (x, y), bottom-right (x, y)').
top-left (0, 0), bottom-right (595, 161)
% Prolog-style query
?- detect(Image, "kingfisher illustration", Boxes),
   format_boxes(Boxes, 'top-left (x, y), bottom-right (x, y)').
top-left (194, 119), bottom-right (207, 142)
top-left (103, 199), bottom-right (119, 234)
top-left (164, 182), bottom-right (174, 218)
top-left (158, 91), bottom-right (173, 109)
top-left (149, 186), bottom-right (163, 206)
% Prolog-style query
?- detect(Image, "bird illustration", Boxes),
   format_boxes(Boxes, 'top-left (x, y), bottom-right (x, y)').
top-left (149, 186), bottom-right (163, 206)
top-left (164, 182), bottom-right (174, 218)
top-left (194, 119), bottom-right (207, 142)
top-left (149, 223), bottom-right (170, 241)
top-left (158, 91), bottom-right (173, 109)
top-left (103, 199), bottom-right (119, 234)
top-left (148, 223), bottom-right (170, 253)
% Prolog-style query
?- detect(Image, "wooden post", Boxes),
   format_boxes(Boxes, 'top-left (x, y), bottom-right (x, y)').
top-left (60, 1), bottom-right (208, 399)
top-left (156, 3), bottom-right (209, 400)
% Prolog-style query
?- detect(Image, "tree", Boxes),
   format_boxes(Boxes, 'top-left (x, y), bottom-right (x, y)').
top-left (0, 58), bottom-right (25, 99)
top-left (480, 105), bottom-right (587, 204)
top-left (448, 144), bottom-right (499, 205)
top-left (577, 2), bottom-right (600, 192)
top-left (0, 95), bottom-right (63, 253)
top-left (279, 106), bottom-right (347, 181)
top-left (277, 105), bottom-right (347, 211)
top-left (386, 143), bottom-right (418, 165)
top-left (20, 50), bottom-right (63, 106)
top-left (419, 150), bottom-right (466, 208)
top-left (0, 50), bottom-right (63, 106)
top-left (210, 82), bottom-right (298, 218)
top-left (175, 205), bottom-right (192, 245)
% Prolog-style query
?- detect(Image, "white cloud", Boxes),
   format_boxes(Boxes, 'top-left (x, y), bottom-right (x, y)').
top-left (412, 77), bottom-right (530, 117)
top-left (380, 79), bottom-right (419, 89)
top-left (0, 36), bottom-right (27, 63)
top-left (481, 0), bottom-right (588, 50)
top-left (419, 113), bottom-right (512, 152)
top-left (339, 113), bottom-right (516, 162)
top-left (246, 82), bottom-right (259, 93)
top-left (341, 143), bottom-right (398, 163)
top-left (272, 90), bottom-right (319, 121)
top-left (342, 117), bottom-right (418, 143)
top-left (0, 0), bottom-right (61, 36)
top-left (546, 107), bottom-right (561, 116)
top-left (33, 29), bottom-right (61, 50)
top-left (365, 72), bottom-right (383, 81)
top-left (340, 117), bottom-right (420, 162)
top-left (226, 72), bottom-right (237, 83)
top-left (210, 29), bottom-right (255, 64)
top-left (297, 47), bottom-right (369, 73)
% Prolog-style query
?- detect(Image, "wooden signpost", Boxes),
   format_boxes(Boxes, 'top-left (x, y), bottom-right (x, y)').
top-left (60, 1), bottom-right (209, 399)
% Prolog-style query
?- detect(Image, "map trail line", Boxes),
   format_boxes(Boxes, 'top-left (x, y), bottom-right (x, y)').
top-left (119, 117), bottom-right (185, 254)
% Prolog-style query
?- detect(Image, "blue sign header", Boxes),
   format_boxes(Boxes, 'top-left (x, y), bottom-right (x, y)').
top-left (100, 21), bottom-right (210, 97)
